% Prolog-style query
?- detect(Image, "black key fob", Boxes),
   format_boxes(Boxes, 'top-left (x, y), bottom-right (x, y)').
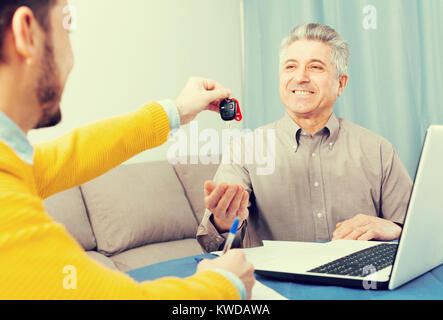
top-left (220, 99), bottom-right (238, 121)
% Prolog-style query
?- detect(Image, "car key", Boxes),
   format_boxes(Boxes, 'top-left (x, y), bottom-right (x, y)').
top-left (220, 99), bottom-right (237, 121)
top-left (220, 98), bottom-right (243, 122)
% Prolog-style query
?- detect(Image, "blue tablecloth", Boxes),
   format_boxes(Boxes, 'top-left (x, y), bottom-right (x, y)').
top-left (127, 254), bottom-right (443, 300)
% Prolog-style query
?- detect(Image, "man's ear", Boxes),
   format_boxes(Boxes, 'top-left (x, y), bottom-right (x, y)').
top-left (10, 6), bottom-right (41, 64)
top-left (337, 74), bottom-right (349, 97)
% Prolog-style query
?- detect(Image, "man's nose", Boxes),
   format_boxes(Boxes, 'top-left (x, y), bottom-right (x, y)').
top-left (293, 67), bottom-right (310, 84)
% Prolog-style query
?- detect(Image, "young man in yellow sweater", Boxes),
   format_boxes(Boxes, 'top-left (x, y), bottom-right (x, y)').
top-left (0, 0), bottom-right (255, 299)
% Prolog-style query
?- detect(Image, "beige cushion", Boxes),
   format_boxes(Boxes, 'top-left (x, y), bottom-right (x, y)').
top-left (173, 158), bottom-right (220, 223)
top-left (86, 251), bottom-right (119, 271)
top-left (44, 187), bottom-right (97, 251)
top-left (81, 161), bottom-right (198, 256)
top-left (110, 239), bottom-right (204, 272)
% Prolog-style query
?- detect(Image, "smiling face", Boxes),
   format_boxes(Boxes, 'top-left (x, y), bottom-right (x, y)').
top-left (279, 39), bottom-right (348, 121)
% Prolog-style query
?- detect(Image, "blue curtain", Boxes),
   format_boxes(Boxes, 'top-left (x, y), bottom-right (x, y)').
top-left (243, 0), bottom-right (443, 178)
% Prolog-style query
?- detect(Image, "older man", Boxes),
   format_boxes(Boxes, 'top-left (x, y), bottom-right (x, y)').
top-left (197, 23), bottom-right (413, 253)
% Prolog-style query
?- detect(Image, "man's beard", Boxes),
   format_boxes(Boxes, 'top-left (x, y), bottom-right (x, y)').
top-left (34, 41), bottom-right (63, 129)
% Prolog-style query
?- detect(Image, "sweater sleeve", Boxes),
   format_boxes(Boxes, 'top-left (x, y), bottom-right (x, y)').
top-left (0, 168), bottom-right (240, 300)
top-left (33, 102), bottom-right (171, 199)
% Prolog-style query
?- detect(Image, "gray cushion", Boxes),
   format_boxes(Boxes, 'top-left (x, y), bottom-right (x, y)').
top-left (173, 157), bottom-right (221, 223)
top-left (81, 161), bottom-right (198, 256)
top-left (86, 251), bottom-right (119, 271)
top-left (43, 187), bottom-right (97, 251)
top-left (110, 239), bottom-right (204, 272)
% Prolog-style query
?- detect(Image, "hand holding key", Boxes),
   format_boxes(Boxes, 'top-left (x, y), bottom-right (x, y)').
top-left (204, 181), bottom-right (250, 233)
top-left (174, 77), bottom-right (231, 125)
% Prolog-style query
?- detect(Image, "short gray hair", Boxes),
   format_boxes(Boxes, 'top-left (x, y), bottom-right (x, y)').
top-left (279, 23), bottom-right (350, 78)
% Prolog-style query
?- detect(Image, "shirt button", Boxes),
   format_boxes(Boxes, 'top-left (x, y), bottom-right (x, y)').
top-left (317, 212), bottom-right (323, 219)
top-left (312, 152), bottom-right (317, 157)
top-left (314, 181), bottom-right (319, 187)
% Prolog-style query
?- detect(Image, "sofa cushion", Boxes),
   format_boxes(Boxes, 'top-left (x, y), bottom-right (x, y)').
top-left (86, 251), bottom-right (119, 271)
top-left (43, 187), bottom-right (97, 251)
top-left (110, 239), bottom-right (204, 272)
top-left (172, 157), bottom-right (221, 223)
top-left (81, 161), bottom-right (198, 256)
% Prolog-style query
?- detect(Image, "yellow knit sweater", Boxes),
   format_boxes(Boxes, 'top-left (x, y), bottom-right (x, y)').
top-left (0, 102), bottom-right (239, 300)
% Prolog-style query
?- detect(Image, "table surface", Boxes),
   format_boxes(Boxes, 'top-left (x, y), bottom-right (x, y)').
top-left (127, 253), bottom-right (443, 300)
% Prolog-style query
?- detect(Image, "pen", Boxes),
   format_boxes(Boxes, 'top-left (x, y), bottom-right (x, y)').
top-left (222, 218), bottom-right (240, 254)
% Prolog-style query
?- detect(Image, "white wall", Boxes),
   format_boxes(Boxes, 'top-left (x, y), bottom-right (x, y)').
top-left (28, 0), bottom-right (244, 164)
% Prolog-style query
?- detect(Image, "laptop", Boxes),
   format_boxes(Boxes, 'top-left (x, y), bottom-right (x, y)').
top-left (253, 125), bottom-right (443, 290)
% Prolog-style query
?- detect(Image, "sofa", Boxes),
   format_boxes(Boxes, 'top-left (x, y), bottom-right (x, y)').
top-left (43, 158), bottom-right (220, 273)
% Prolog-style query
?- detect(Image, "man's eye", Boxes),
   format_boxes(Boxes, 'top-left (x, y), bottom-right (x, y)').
top-left (309, 65), bottom-right (324, 71)
top-left (286, 65), bottom-right (296, 70)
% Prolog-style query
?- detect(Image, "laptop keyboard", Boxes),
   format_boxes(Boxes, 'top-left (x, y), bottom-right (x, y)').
top-left (308, 243), bottom-right (398, 277)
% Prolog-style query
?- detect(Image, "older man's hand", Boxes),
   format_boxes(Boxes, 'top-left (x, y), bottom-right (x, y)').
top-left (204, 181), bottom-right (250, 234)
top-left (332, 214), bottom-right (402, 241)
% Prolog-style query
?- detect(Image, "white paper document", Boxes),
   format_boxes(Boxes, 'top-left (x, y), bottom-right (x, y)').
top-left (214, 240), bottom-right (381, 273)
top-left (212, 245), bottom-right (288, 300)
top-left (213, 241), bottom-right (330, 272)
top-left (251, 280), bottom-right (288, 300)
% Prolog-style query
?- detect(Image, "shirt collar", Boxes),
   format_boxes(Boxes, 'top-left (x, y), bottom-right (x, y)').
top-left (280, 112), bottom-right (340, 151)
top-left (324, 112), bottom-right (340, 149)
top-left (0, 111), bottom-right (34, 165)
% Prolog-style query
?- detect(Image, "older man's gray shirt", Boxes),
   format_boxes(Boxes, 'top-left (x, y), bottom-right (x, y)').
top-left (196, 113), bottom-right (413, 252)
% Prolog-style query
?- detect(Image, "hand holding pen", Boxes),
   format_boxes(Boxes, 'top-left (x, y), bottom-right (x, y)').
top-left (195, 217), bottom-right (241, 263)
top-left (223, 218), bottom-right (240, 254)
top-left (196, 218), bottom-right (254, 299)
